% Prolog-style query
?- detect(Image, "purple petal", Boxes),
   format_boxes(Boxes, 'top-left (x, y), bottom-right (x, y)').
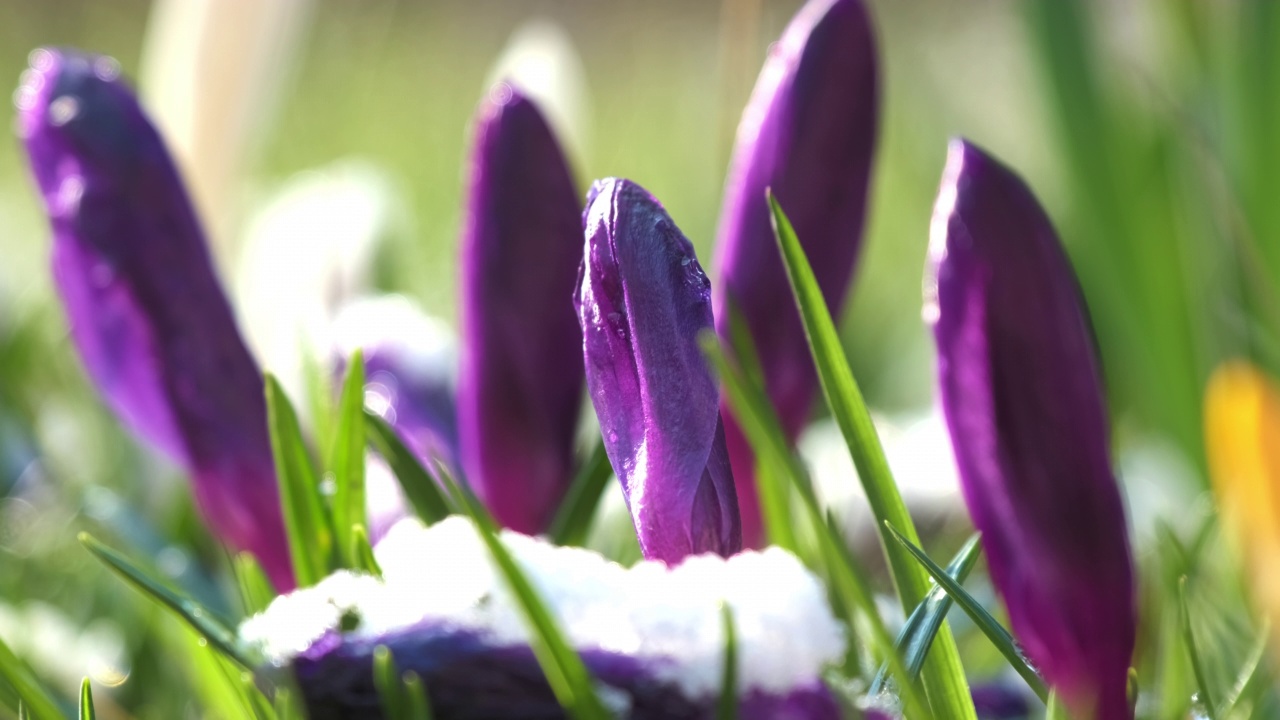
top-left (290, 628), bottom-right (840, 720)
top-left (576, 178), bottom-right (741, 563)
top-left (16, 48), bottom-right (292, 589)
top-left (926, 139), bottom-right (1135, 719)
top-left (458, 86), bottom-right (585, 534)
top-left (712, 0), bottom-right (879, 547)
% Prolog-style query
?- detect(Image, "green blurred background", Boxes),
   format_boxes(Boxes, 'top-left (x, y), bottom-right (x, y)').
top-left (0, 0), bottom-right (1275, 716)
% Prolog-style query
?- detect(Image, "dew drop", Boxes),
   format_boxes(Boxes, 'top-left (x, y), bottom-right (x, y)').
top-left (28, 48), bottom-right (54, 72)
top-left (56, 176), bottom-right (84, 218)
top-left (94, 56), bottom-right (121, 81)
top-left (489, 81), bottom-right (514, 106)
top-left (48, 95), bottom-right (79, 126)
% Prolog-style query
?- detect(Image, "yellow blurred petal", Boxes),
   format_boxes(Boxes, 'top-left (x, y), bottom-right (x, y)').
top-left (1204, 361), bottom-right (1280, 619)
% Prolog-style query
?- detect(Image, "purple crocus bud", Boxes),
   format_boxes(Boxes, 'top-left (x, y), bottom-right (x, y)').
top-left (711, 0), bottom-right (879, 547)
top-left (926, 139), bottom-right (1135, 719)
top-left (576, 178), bottom-right (741, 564)
top-left (241, 516), bottom-right (845, 719)
top-left (458, 85), bottom-right (585, 534)
top-left (16, 48), bottom-right (292, 589)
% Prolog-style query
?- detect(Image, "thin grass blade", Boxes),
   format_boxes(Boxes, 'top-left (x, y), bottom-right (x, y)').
top-left (330, 350), bottom-right (368, 567)
top-left (374, 646), bottom-right (407, 720)
top-left (884, 522), bottom-right (1048, 702)
top-left (703, 335), bottom-right (926, 717)
top-left (403, 671), bottom-right (433, 720)
top-left (265, 374), bottom-right (336, 586)
top-left (78, 679), bottom-right (94, 720)
top-left (351, 524), bottom-right (383, 577)
top-left (768, 193), bottom-right (975, 720)
top-left (452, 490), bottom-right (607, 720)
top-left (547, 439), bottom-right (613, 547)
top-left (233, 552), bottom-right (277, 616)
top-left (1180, 577), bottom-right (1217, 719)
top-left (870, 534), bottom-right (983, 695)
top-left (716, 603), bottom-right (738, 720)
top-left (0, 636), bottom-right (62, 720)
top-left (78, 532), bottom-right (253, 668)
top-left (364, 411), bottom-right (455, 523)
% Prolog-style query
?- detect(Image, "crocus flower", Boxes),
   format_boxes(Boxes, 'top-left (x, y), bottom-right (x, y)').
top-left (458, 86), bottom-right (585, 534)
top-left (711, 0), bottom-right (879, 547)
top-left (241, 516), bottom-right (845, 719)
top-left (16, 48), bottom-right (293, 589)
top-left (1204, 361), bottom-right (1280, 644)
top-left (576, 178), bottom-right (741, 564)
top-left (926, 139), bottom-right (1135, 719)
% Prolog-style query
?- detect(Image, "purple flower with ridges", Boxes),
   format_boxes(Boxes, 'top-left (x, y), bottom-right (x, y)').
top-left (576, 178), bottom-right (741, 564)
top-left (241, 516), bottom-right (844, 719)
top-left (458, 85), bottom-right (585, 535)
top-left (926, 139), bottom-right (1135, 719)
top-left (16, 48), bottom-right (292, 588)
top-left (711, 0), bottom-right (879, 547)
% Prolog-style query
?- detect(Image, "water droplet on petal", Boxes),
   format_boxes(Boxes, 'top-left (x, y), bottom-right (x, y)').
top-left (94, 56), bottom-right (120, 81)
top-left (48, 95), bottom-right (79, 127)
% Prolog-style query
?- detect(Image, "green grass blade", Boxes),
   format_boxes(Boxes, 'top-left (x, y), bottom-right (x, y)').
top-left (364, 410), bottom-right (455, 523)
top-left (769, 193), bottom-right (976, 720)
top-left (1220, 621), bottom-right (1269, 719)
top-left (266, 374), bottom-right (336, 586)
top-left (78, 532), bottom-right (253, 668)
top-left (78, 679), bottom-right (94, 720)
top-left (703, 335), bottom-right (927, 718)
top-left (275, 686), bottom-right (304, 720)
top-left (452, 492), bottom-right (607, 720)
top-left (716, 603), bottom-right (738, 720)
top-left (402, 671), bottom-right (433, 720)
top-left (1180, 577), bottom-right (1217, 719)
top-left (547, 440), bottom-right (614, 547)
top-left (331, 350), bottom-right (369, 568)
top-left (885, 522), bottom-right (1048, 702)
top-left (1045, 690), bottom-right (1069, 720)
top-left (233, 552), bottom-right (278, 616)
top-left (719, 302), bottom-right (797, 553)
top-left (0, 636), bottom-right (62, 720)
top-left (351, 524), bottom-right (383, 577)
top-left (374, 646), bottom-right (408, 720)
top-left (17, 700), bottom-right (28, 720)
top-left (870, 534), bottom-right (983, 695)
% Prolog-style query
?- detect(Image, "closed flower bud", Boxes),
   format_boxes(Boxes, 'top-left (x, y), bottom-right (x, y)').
top-left (17, 48), bottom-right (292, 588)
top-left (458, 86), bottom-right (585, 534)
top-left (712, 0), bottom-right (879, 546)
top-left (926, 139), bottom-right (1135, 719)
top-left (576, 178), bottom-right (741, 564)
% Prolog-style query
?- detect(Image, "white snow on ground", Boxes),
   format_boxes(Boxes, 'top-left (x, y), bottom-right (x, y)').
top-left (239, 516), bottom-right (845, 700)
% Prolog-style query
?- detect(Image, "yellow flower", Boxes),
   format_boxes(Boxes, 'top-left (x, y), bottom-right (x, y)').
top-left (1204, 361), bottom-right (1280, 620)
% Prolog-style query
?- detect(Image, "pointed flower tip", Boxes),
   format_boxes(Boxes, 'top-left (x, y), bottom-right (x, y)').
top-left (713, 0), bottom-right (878, 547)
top-left (459, 87), bottom-right (583, 534)
top-left (927, 143), bottom-right (1135, 717)
top-left (578, 177), bottom-right (741, 564)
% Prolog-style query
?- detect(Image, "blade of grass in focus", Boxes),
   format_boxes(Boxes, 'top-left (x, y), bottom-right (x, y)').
top-left (78, 532), bottom-right (254, 668)
top-left (330, 350), bottom-right (368, 567)
top-left (450, 477), bottom-right (608, 720)
top-left (78, 679), bottom-right (94, 720)
top-left (266, 374), bottom-right (336, 586)
top-left (870, 534), bottom-right (983, 695)
top-left (769, 193), bottom-right (976, 720)
top-left (233, 553), bottom-right (277, 616)
top-left (1180, 577), bottom-right (1218, 719)
top-left (702, 335), bottom-right (927, 718)
top-left (885, 522), bottom-right (1048, 702)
